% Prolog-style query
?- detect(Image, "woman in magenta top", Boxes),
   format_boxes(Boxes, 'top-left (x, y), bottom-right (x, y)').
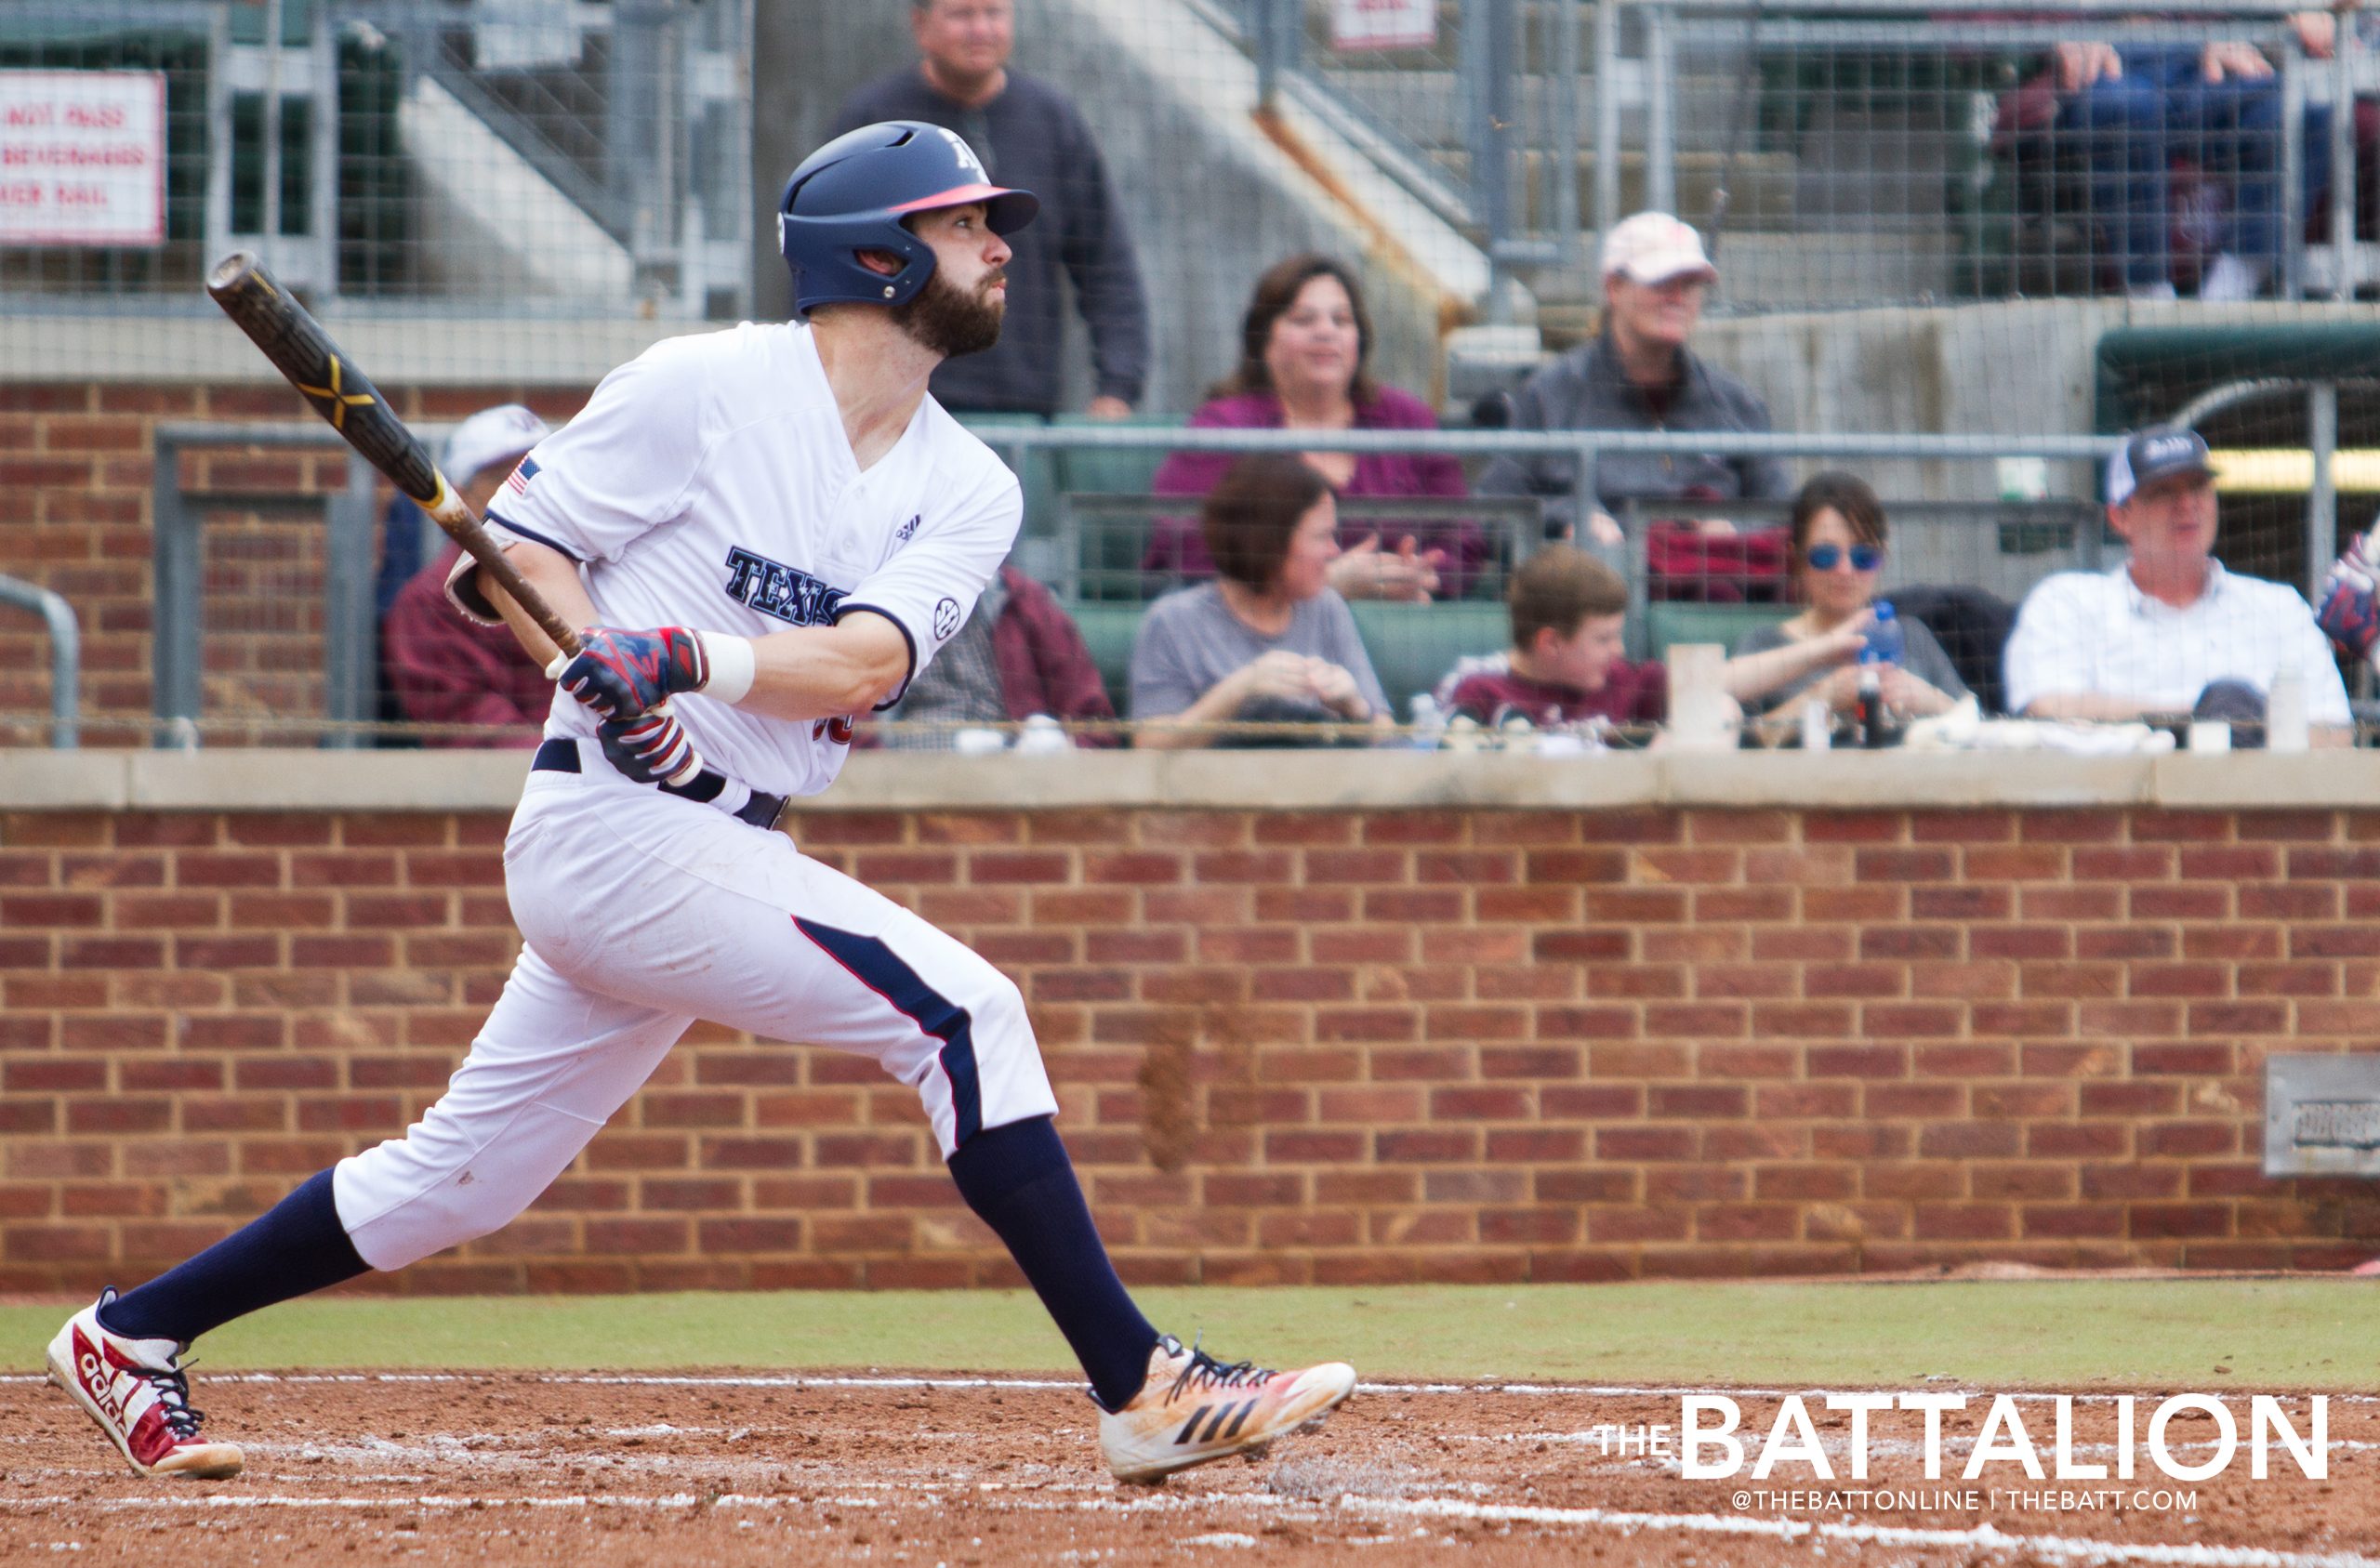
top-left (1144, 256), bottom-right (1479, 600)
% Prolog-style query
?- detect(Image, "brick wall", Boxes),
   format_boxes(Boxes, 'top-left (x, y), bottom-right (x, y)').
top-left (5, 800), bottom-right (2378, 1294)
top-left (0, 383), bottom-right (594, 741)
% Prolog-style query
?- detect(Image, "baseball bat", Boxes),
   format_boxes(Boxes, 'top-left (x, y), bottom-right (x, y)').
top-left (205, 252), bottom-right (706, 784)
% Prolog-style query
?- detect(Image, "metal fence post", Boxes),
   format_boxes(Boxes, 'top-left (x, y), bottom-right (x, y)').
top-left (1645, 0), bottom-right (1676, 216)
top-left (1462, 0), bottom-right (1520, 309)
top-left (2308, 380), bottom-right (2338, 604)
top-left (1554, 0), bottom-right (1584, 264)
top-left (323, 452), bottom-right (379, 748)
top-left (1594, 0), bottom-right (1622, 240)
top-left (2332, 19), bottom-right (2358, 301)
top-left (2281, 43), bottom-right (2307, 297)
top-left (150, 431), bottom-right (202, 746)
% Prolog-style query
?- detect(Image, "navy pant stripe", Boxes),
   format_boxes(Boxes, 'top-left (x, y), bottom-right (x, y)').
top-left (794, 916), bottom-right (984, 1145)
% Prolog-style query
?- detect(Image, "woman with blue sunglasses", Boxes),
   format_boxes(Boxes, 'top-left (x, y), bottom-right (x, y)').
top-left (1730, 472), bottom-right (1968, 724)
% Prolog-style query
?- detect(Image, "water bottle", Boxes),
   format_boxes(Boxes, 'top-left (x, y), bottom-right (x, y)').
top-left (1861, 600), bottom-right (1906, 666)
top-left (1408, 692), bottom-right (1448, 752)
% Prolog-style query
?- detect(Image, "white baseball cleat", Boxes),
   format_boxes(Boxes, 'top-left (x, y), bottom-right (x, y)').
top-left (46, 1290), bottom-right (244, 1480)
top-left (1099, 1333), bottom-right (1355, 1484)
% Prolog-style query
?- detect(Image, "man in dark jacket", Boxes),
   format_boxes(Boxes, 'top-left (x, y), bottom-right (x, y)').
top-left (832, 0), bottom-right (1148, 418)
top-left (1480, 212), bottom-right (1791, 546)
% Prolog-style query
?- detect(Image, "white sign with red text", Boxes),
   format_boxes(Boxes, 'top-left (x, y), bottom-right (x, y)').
top-left (0, 72), bottom-right (166, 246)
top-left (1331, 0), bottom-right (1436, 52)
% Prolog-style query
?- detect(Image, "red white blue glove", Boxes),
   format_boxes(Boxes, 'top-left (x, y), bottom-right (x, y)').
top-left (2318, 532), bottom-right (2380, 662)
top-left (553, 626), bottom-right (709, 718)
top-left (597, 712), bottom-right (698, 785)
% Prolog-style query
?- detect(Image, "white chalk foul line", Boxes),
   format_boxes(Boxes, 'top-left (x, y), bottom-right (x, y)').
top-left (1335, 1496), bottom-right (2380, 1568)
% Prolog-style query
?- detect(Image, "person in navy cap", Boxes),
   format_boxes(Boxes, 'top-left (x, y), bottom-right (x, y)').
top-left (2003, 427), bottom-right (2349, 741)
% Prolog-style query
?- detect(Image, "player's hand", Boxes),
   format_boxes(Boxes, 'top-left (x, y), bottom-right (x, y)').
top-left (2317, 533), bottom-right (2380, 659)
top-left (2054, 41), bottom-right (2122, 92)
top-left (551, 626), bottom-right (709, 718)
top-left (2202, 40), bottom-right (2272, 82)
top-left (597, 711), bottom-right (697, 785)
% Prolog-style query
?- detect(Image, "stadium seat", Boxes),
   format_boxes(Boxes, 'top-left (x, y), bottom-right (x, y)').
top-left (1350, 600), bottom-right (1512, 720)
top-left (1645, 600), bottom-right (1792, 663)
top-left (958, 414), bottom-right (1059, 538)
top-left (1051, 413), bottom-right (1177, 499)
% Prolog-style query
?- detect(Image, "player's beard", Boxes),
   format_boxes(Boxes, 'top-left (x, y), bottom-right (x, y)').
top-left (891, 267), bottom-right (1006, 359)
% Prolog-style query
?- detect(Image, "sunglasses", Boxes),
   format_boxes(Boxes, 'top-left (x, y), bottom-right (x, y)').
top-left (1805, 542), bottom-right (1883, 572)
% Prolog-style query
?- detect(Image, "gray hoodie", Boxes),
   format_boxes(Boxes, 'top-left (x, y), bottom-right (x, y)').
top-left (1479, 332), bottom-right (1792, 534)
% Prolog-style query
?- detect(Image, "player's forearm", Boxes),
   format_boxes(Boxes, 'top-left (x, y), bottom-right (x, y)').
top-left (732, 613), bottom-right (912, 723)
top-left (483, 542), bottom-right (595, 674)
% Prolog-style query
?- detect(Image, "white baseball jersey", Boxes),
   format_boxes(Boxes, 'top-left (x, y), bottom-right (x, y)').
top-left (342, 323), bottom-right (1057, 1258)
top-left (462, 321), bottom-right (1022, 797)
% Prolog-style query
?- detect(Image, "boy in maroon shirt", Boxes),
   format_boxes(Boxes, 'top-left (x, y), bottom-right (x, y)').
top-left (1441, 546), bottom-right (1666, 728)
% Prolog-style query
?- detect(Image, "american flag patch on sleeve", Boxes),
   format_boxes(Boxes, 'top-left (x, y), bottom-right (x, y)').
top-left (503, 456), bottom-right (540, 494)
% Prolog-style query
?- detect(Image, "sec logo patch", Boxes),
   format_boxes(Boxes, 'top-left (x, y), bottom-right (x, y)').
top-left (932, 597), bottom-right (962, 641)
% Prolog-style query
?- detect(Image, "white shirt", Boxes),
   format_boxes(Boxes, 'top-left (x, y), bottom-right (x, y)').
top-left (462, 322), bottom-right (1021, 797)
top-left (2003, 559), bottom-right (2351, 724)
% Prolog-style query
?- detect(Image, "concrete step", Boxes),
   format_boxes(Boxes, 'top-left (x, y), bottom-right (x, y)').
top-left (1424, 147), bottom-right (1803, 233)
top-left (1312, 67), bottom-right (1765, 158)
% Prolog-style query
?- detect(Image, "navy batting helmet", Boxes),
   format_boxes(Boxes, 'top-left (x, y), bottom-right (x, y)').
top-left (777, 122), bottom-right (1038, 319)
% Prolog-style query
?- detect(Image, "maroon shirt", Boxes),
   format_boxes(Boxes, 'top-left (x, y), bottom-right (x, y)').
top-left (1143, 387), bottom-right (1485, 595)
top-left (1445, 660), bottom-right (1668, 728)
top-left (382, 544), bottom-right (552, 746)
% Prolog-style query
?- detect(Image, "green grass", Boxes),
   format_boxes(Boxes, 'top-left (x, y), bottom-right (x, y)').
top-left (13, 1282), bottom-right (2377, 1389)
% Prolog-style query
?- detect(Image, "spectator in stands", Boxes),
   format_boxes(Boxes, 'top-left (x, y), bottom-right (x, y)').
top-left (1438, 547), bottom-right (1667, 729)
top-left (876, 562), bottom-right (1117, 748)
top-left (1144, 255), bottom-right (1474, 601)
top-left (1131, 455), bottom-right (1390, 748)
top-left (2004, 428), bottom-right (2351, 736)
top-left (381, 405), bottom-right (554, 746)
top-left (1478, 212), bottom-right (1791, 550)
top-left (1996, 16), bottom-right (2373, 299)
top-left (1729, 472), bottom-right (1969, 719)
top-left (832, 0), bottom-right (1147, 417)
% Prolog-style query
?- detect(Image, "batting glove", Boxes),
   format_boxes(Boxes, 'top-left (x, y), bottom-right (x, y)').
top-left (552, 626), bottom-right (710, 718)
top-left (597, 712), bottom-right (698, 786)
top-left (2317, 531), bottom-right (2380, 661)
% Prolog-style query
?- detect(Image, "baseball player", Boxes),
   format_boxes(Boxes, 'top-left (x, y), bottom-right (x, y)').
top-left (47, 122), bottom-right (1354, 1487)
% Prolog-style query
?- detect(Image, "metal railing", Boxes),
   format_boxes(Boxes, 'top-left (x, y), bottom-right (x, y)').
top-left (2, 0), bottom-right (752, 317)
top-left (0, 573), bottom-right (82, 748)
top-left (134, 412), bottom-right (2380, 743)
top-left (1226, 0), bottom-right (2371, 310)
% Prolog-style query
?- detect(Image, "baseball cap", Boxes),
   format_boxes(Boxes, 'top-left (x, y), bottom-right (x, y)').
top-left (1600, 212), bottom-right (1718, 285)
top-left (443, 404), bottom-right (551, 486)
top-left (2106, 427), bottom-right (2217, 506)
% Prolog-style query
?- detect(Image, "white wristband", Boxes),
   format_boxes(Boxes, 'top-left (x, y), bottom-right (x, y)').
top-left (699, 631), bottom-right (757, 706)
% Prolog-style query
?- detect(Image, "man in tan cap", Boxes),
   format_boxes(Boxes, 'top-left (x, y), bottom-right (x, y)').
top-left (1482, 211), bottom-right (1790, 549)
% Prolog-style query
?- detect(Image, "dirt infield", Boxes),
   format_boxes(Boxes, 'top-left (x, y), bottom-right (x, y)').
top-left (4, 1371), bottom-right (2372, 1565)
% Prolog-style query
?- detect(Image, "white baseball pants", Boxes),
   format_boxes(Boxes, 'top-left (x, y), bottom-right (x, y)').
top-left (331, 759), bottom-right (1058, 1272)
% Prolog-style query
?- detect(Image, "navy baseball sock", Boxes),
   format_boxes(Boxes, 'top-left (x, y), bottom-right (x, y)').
top-left (97, 1168), bottom-right (369, 1344)
top-left (946, 1115), bottom-right (1159, 1413)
